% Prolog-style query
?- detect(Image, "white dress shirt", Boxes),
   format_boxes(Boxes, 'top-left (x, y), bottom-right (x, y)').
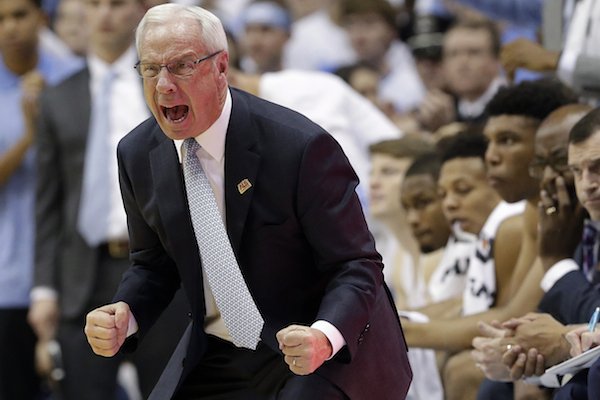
top-left (88, 48), bottom-right (150, 241)
top-left (31, 47), bottom-right (149, 303)
top-left (558, 0), bottom-right (600, 94)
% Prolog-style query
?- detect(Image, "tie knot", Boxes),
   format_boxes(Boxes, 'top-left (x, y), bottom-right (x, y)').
top-left (584, 222), bottom-right (598, 246)
top-left (183, 138), bottom-right (200, 160)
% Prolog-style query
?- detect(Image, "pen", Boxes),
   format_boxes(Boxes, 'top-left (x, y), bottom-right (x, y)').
top-left (589, 307), bottom-right (600, 332)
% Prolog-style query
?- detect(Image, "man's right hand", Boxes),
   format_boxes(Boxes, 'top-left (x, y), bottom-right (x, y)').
top-left (28, 298), bottom-right (60, 341)
top-left (538, 176), bottom-right (585, 271)
top-left (84, 302), bottom-right (131, 357)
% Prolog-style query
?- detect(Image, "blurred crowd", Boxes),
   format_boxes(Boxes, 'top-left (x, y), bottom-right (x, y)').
top-left (3, 0), bottom-right (600, 399)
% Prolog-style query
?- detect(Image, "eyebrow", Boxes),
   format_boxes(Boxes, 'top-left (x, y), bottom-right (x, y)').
top-left (568, 157), bottom-right (600, 168)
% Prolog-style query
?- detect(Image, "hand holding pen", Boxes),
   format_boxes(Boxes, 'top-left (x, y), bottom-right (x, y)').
top-left (565, 307), bottom-right (600, 357)
top-left (589, 307), bottom-right (600, 333)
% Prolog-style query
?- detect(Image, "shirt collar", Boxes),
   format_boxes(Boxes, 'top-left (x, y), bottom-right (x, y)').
top-left (458, 76), bottom-right (506, 118)
top-left (174, 88), bottom-right (232, 163)
top-left (586, 218), bottom-right (600, 231)
top-left (88, 46), bottom-right (138, 79)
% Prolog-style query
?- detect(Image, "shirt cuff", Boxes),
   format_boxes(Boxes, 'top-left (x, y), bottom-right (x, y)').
top-left (311, 320), bottom-right (346, 360)
top-left (30, 286), bottom-right (58, 302)
top-left (127, 310), bottom-right (139, 337)
top-left (540, 259), bottom-right (579, 292)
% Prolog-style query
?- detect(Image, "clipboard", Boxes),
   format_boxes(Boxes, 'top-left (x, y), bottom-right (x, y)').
top-left (545, 345), bottom-right (600, 376)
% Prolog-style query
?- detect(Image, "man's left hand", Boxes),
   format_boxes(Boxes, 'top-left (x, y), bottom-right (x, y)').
top-left (471, 321), bottom-right (513, 381)
top-left (276, 325), bottom-right (332, 375)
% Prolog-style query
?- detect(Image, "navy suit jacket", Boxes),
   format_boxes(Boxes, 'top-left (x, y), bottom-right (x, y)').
top-left (538, 245), bottom-right (600, 325)
top-left (113, 88), bottom-right (412, 399)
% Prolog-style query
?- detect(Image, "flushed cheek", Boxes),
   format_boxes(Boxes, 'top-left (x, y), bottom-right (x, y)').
top-left (148, 103), bottom-right (163, 121)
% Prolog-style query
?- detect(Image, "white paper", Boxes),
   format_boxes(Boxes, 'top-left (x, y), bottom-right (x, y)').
top-left (545, 345), bottom-right (600, 376)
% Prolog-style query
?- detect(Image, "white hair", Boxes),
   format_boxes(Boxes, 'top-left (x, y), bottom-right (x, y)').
top-left (135, 4), bottom-right (228, 55)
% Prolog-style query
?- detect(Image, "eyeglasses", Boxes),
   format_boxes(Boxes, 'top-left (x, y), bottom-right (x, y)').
top-left (528, 156), bottom-right (569, 179)
top-left (134, 50), bottom-right (223, 78)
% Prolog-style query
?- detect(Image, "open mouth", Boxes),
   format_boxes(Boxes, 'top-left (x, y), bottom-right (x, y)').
top-left (162, 105), bottom-right (189, 123)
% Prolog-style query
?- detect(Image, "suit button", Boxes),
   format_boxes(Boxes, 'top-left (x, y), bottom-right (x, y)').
top-left (187, 312), bottom-right (192, 319)
top-left (365, 323), bottom-right (370, 332)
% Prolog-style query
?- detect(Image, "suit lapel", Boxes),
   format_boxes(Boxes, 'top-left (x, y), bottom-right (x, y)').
top-left (224, 91), bottom-right (260, 253)
top-left (146, 91), bottom-right (260, 303)
top-left (74, 69), bottom-right (92, 138)
top-left (149, 128), bottom-right (202, 312)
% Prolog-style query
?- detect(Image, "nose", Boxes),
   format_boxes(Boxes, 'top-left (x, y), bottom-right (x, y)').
top-left (485, 143), bottom-right (500, 167)
top-left (369, 173), bottom-right (380, 190)
top-left (442, 193), bottom-right (459, 215)
top-left (155, 68), bottom-right (177, 93)
top-left (406, 208), bottom-right (420, 227)
top-left (407, 212), bottom-right (425, 236)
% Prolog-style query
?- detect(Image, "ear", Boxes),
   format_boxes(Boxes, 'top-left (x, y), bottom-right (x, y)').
top-left (217, 52), bottom-right (229, 75)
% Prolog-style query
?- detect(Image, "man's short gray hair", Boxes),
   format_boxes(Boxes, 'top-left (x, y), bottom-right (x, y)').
top-left (135, 4), bottom-right (228, 56)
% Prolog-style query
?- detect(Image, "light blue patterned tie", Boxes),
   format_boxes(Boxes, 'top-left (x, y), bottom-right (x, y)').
top-left (78, 69), bottom-right (117, 247)
top-left (182, 138), bottom-right (264, 349)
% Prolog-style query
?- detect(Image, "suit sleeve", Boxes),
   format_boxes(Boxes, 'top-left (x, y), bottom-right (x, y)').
top-left (538, 270), bottom-right (600, 324)
top-left (113, 143), bottom-right (181, 341)
top-left (33, 91), bottom-right (62, 290)
top-left (296, 132), bottom-right (384, 359)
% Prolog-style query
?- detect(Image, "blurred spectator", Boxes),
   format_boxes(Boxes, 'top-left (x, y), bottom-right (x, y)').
top-left (238, 1), bottom-right (291, 73)
top-left (339, 0), bottom-right (426, 114)
top-left (441, 0), bottom-right (543, 83)
top-left (282, 0), bottom-right (356, 71)
top-left (53, 0), bottom-right (89, 57)
top-left (0, 0), bottom-right (80, 398)
top-left (502, 0), bottom-right (600, 101)
top-left (406, 14), bottom-right (451, 92)
top-left (415, 18), bottom-right (504, 133)
top-left (29, 1), bottom-right (189, 399)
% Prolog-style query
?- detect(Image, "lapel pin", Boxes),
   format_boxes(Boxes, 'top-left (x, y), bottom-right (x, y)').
top-left (237, 178), bottom-right (252, 195)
